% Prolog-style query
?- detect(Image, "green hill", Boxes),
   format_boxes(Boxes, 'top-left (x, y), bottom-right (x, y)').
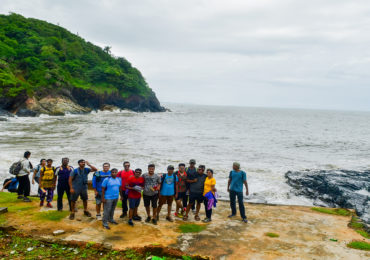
top-left (0, 13), bottom-right (164, 115)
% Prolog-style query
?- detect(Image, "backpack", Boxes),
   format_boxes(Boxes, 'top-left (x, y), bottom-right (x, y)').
top-left (3, 178), bottom-right (12, 187)
top-left (9, 161), bottom-right (23, 175)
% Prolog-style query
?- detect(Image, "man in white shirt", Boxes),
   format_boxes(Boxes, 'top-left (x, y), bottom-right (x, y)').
top-left (16, 151), bottom-right (33, 202)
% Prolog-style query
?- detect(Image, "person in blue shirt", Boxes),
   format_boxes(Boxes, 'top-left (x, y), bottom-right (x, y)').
top-left (92, 163), bottom-right (111, 220)
top-left (101, 168), bottom-right (121, 230)
top-left (227, 162), bottom-right (249, 223)
top-left (69, 159), bottom-right (97, 220)
top-left (2, 177), bottom-right (19, 193)
top-left (55, 158), bottom-right (73, 212)
top-left (157, 165), bottom-right (178, 222)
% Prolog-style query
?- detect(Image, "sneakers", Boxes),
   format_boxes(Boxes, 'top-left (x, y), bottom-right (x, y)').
top-left (23, 197), bottom-right (31, 202)
top-left (69, 213), bottom-right (75, 220)
top-left (174, 212), bottom-right (183, 218)
top-left (242, 218), bottom-right (248, 223)
top-left (110, 220), bottom-right (119, 225)
top-left (228, 214), bottom-right (236, 218)
top-left (103, 225), bottom-right (110, 230)
top-left (83, 211), bottom-right (92, 217)
top-left (202, 218), bottom-right (211, 223)
top-left (152, 218), bottom-right (157, 225)
top-left (96, 214), bottom-right (102, 220)
top-left (166, 216), bottom-right (174, 222)
top-left (128, 219), bottom-right (134, 226)
top-left (133, 215), bottom-right (142, 221)
top-left (46, 202), bottom-right (53, 208)
top-left (17, 196), bottom-right (24, 199)
top-left (120, 212), bottom-right (127, 218)
top-left (40, 201), bottom-right (44, 207)
top-left (145, 217), bottom-right (151, 223)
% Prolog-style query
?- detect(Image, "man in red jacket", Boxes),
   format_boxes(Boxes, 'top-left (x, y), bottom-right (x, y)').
top-left (117, 161), bottom-right (135, 218)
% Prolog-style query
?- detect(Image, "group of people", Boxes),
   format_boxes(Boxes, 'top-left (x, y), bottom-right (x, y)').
top-left (3, 151), bottom-right (249, 230)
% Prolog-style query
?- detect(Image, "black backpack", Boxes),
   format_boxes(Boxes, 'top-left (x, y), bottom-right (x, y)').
top-left (9, 161), bottom-right (23, 175)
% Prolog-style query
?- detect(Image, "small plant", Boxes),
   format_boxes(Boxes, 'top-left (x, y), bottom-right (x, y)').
top-left (347, 240), bottom-right (370, 251)
top-left (311, 207), bottom-right (351, 216)
top-left (178, 224), bottom-right (207, 233)
top-left (348, 216), bottom-right (370, 239)
top-left (265, 232), bottom-right (279, 238)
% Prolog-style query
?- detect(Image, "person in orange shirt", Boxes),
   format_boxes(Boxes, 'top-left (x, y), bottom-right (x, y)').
top-left (203, 169), bottom-right (216, 222)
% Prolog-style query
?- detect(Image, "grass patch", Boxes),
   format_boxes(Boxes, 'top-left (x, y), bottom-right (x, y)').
top-left (8, 205), bottom-right (34, 212)
top-left (311, 207), bottom-right (351, 216)
top-left (265, 232), bottom-right (279, 238)
top-left (0, 192), bottom-right (20, 204)
top-left (178, 224), bottom-right (207, 233)
top-left (347, 240), bottom-right (370, 251)
top-left (349, 216), bottom-right (370, 239)
top-left (35, 210), bottom-right (69, 221)
top-left (0, 214), bottom-right (6, 226)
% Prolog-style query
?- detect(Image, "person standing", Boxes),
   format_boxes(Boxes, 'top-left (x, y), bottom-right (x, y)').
top-left (183, 165), bottom-right (207, 221)
top-left (39, 159), bottom-right (56, 208)
top-left (69, 159), bottom-right (97, 220)
top-left (227, 162), bottom-right (249, 223)
top-left (117, 161), bottom-right (135, 218)
top-left (101, 168), bottom-right (121, 230)
top-left (126, 168), bottom-right (144, 226)
top-left (185, 159), bottom-right (197, 212)
top-left (92, 163), bottom-right (111, 220)
top-left (142, 163), bottom-right (161, 225)
top-left (32, 159), bottom-right (46, 196)
top-left (55, 158), bottom-right (73, 211)
top-left (157, 165), bottom-right (178, 222)
top-left (16, 151), bottom-right (33, 202)
top-left (175, 163), bottom-right (187, 218)
top-left (203, 169), bottom-right (217, 223)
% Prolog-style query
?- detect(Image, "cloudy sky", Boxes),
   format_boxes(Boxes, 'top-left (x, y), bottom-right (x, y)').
top-left (1, 0), bottom-right (370, 111)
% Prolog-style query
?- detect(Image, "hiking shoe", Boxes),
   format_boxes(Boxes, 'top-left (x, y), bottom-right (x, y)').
top-left (133, 215), bottom-right (141, 221)
top-left (110, 220), bottom-right (119, 225)
top-left (128, 219), bottom-right (134, 226)
top-left (166, 216), bottom-right (174, 222)
top-left (23, 197), bottom-right (31, 202)
top-left (96, 214), bottom-right (102, 220)
top-left (103, 225), bottom-right (110, 230)
top-left (152, 218), bottom-right (157, 225)
top-left (202, 218), bottom-right (211, 223)
top-left (40, 201), bottom-right (44, 207)
top-left (228, 214), bottom-right (236, 218)
top-left (69, 213), bottom-right (75, 220)
top-left (120, 212), bottom-right (127, 218)
top-left (145, 217), bottom-right (151, 223)
top-left (17, 196), bottom-right (24, 199)
top-left (194, 215), bottom-right (200, 221)
top-left (242, 218), bottom-right (248, 223)
top-left (46, 202), bottom-right (53, 208)
top-left (83, 211), bottom-right (92, 217)
top-left (174, 212), bottom-right (183, 218)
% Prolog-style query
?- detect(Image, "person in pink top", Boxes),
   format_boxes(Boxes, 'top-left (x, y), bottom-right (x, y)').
top-left (117, 161), bottom-right (135, 218)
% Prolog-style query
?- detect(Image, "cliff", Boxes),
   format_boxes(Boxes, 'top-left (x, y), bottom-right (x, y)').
top-left (0, 13), bottom-right (165, 116)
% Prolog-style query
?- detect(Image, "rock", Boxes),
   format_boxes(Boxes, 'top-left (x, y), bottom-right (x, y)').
top-left (16, 108), bottom-right (38, 117)
top-left (100, 104), bottom-right (120, 112)
top-left (103, 242), bottom-right (113, 250)
top-left (53, 230), bottom-right (65, 236)
top-left (0, 108), bottom-right (13, 117)
top-left (0, 117), bottom-right (7, 121)
top-left (0, 207), bottom-right (8, 214)
top-left (285, 169), bottom-right (370, 226)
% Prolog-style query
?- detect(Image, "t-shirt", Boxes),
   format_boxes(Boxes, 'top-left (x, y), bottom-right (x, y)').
top-left (55, 166), bottom-right (73, 185)
top-left (35, 164), bottom-right (42, 178)
top-left (40, 166), bottom-right (56, 188)
top-left (186, 167), bottom-right (197, 175)
top-left (188, 172), bottom-right (207, 194)
top-left (203, 177), bottom-right (216, 196)
top-left (160, 174), bottom-right (178, 196)
top-left (8, 178), bottom-right (18, 190)
top-left (70, 167), bottom-right (91, 190)
top-left (229, 170), bottom-right (247, 193)
top-left (117, 169), bottom-right (135, 191)
top-left (92, 170), bottom-right (111, 192)
top-left (127, 175), bottom-right (144, 199)
top-left (142, 173), bottom-right (161, 196)
top-left (176, 171), bottom-right (188, 193)
top-left (101, 177), bottom-right (121, 200)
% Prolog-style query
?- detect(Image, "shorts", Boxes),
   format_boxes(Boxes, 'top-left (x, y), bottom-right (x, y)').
top-left (176, 192), bottom-right (187, 200)
top-left (129, 198), bottom-right (141, 209)
top-left (159, 195), bottom-right (174, 206)
top-left (71, 189), bottom-right (88, 202)
top-left (95, 191), bottom-right (102, 205)
top-left (189, 193), bottom-right (204, 204)
top-left (143, 194), bottom-right (158, 208)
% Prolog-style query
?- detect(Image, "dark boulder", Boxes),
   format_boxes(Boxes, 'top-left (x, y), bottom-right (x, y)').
top-left (285, 169), bottom-right (370, 227)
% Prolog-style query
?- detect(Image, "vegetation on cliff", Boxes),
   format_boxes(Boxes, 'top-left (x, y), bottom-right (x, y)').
top-left (0, 13), bottom-right (152, 100)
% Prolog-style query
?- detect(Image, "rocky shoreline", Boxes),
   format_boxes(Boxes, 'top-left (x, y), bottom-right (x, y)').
top-left (285, 169), bottom-right (370, 230)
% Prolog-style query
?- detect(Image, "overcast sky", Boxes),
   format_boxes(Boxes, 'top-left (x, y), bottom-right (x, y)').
top-left (1, 0), bottom-right (370, 111)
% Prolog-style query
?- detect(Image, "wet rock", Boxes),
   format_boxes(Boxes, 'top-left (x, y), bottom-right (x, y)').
top-left (103, 242), bottom-right (113, 250)
top-left (285, 169), bottom-right (370, 226)
top-left (0, 117), bottom-right (7, 121)
top-left (0, 207), bottom-right (8, 214)
top-left (53, 230), bottom-right (65, 236)
top-left (16, 108), bottom-right (38, 117)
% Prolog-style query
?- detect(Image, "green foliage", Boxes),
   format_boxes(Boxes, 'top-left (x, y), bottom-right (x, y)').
top-left (0, 13), bottom-right (152, 98)
top-left (178, 224), bottom-right (207, 233)
top-left (311, 207), bottom-right (351, 216)
top-left (347, 241), bottom-right (370, 251)
top-left (349, 216), bottom-right (370, 239)
top-left (35, 210), bottom-right (69, 221)
top-left (265, 232), bottom-right (279, 238)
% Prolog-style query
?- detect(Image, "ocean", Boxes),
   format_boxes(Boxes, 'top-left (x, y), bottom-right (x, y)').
top-left (1, 103), bottom-right (370, 205)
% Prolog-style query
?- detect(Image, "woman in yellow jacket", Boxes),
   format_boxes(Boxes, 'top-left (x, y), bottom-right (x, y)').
top-left (39, 159), bottom-right (57, 208)
top-left (203, 169), bottom-right (216, 223)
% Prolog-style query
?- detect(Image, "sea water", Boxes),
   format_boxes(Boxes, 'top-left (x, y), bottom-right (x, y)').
top-left (1, 103), bottom-right (370, 205)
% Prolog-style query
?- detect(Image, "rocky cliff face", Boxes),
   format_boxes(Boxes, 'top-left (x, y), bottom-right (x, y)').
top-left (285, 169), bottom-right (370, 227)
top-left (0, 87), bottom-right (165, 116)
